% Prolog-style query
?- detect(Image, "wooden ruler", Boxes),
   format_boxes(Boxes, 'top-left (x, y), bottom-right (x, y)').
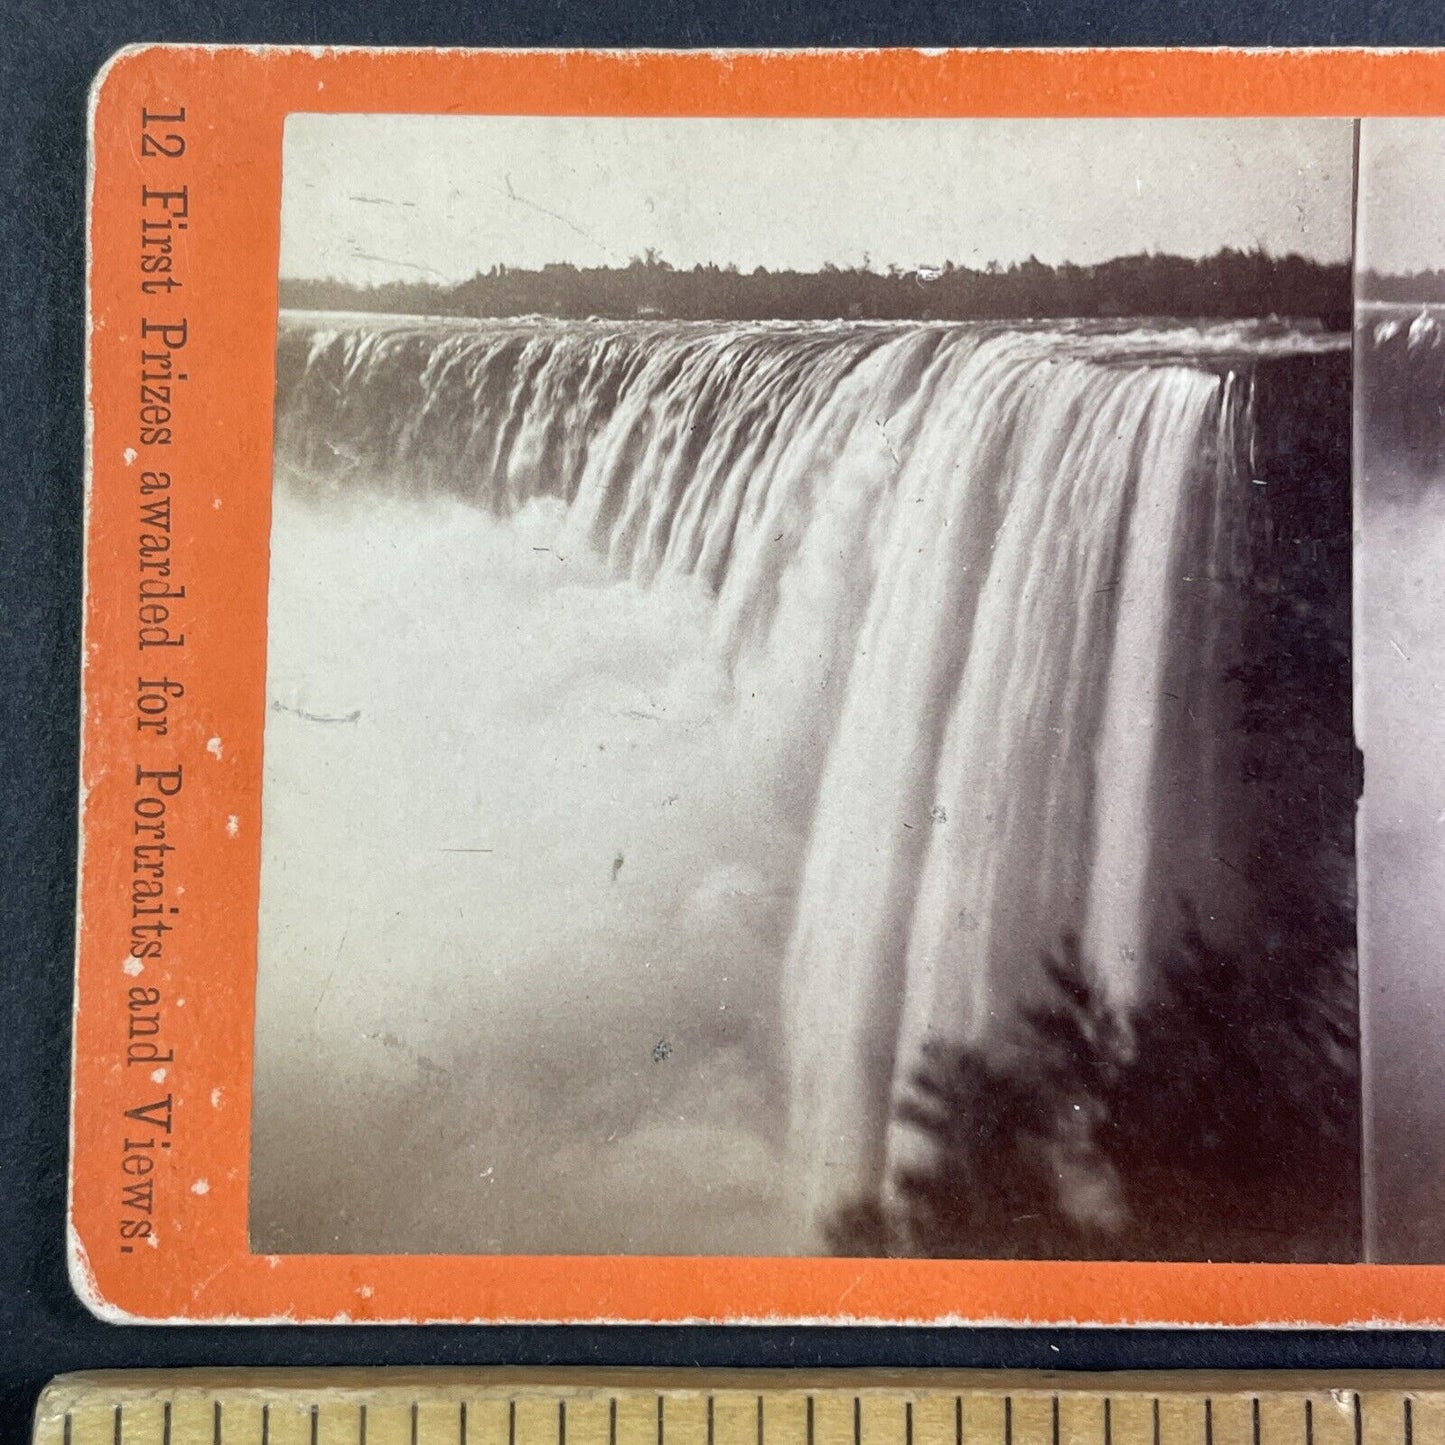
top-left (31, 1374), bottom-right (1445, 1445)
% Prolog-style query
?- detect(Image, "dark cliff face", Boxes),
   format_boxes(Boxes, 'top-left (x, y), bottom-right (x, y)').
top-left (1224, 346), bottom-right (1358, 1258)
top-left (1130, 344), bottom-right (1358, 1261)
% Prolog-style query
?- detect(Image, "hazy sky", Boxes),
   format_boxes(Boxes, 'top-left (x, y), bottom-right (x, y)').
top-left (279, 114), bottom-right (1354, 286)
top-left (1358, 119), bottom-right (1445, 277)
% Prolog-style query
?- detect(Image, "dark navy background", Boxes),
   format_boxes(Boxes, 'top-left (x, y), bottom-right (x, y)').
top-left (4, 5), bottom-right (1445, 1444)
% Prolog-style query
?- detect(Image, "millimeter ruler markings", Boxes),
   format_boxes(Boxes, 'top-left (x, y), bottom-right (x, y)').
top-left (32, 1374), bottom-right (1445, 1445)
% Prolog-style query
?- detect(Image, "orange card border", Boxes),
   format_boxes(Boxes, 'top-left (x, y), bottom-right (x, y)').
top-left (73, 42), bottom-right (1445, 1326)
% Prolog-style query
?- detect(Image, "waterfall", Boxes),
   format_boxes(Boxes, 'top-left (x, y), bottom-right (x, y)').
top-left (274, 313), bottom-right (1261, 1237)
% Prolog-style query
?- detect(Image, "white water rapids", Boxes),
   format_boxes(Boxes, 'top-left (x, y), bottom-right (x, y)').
top-left (253, 313), bottom-right (1331, 1253)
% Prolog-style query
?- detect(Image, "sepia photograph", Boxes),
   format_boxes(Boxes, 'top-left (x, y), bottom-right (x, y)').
top-left (249, 113), bottom-right (1361, 1261)
top-left (1356, 118), bottom-right (1445, 1266)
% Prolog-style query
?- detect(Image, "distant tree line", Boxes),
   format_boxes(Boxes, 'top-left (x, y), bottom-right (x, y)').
top-left (1361, 269), bottom-right (1445, 304)
top-left (281, 248), bottom-right (1351, 324)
